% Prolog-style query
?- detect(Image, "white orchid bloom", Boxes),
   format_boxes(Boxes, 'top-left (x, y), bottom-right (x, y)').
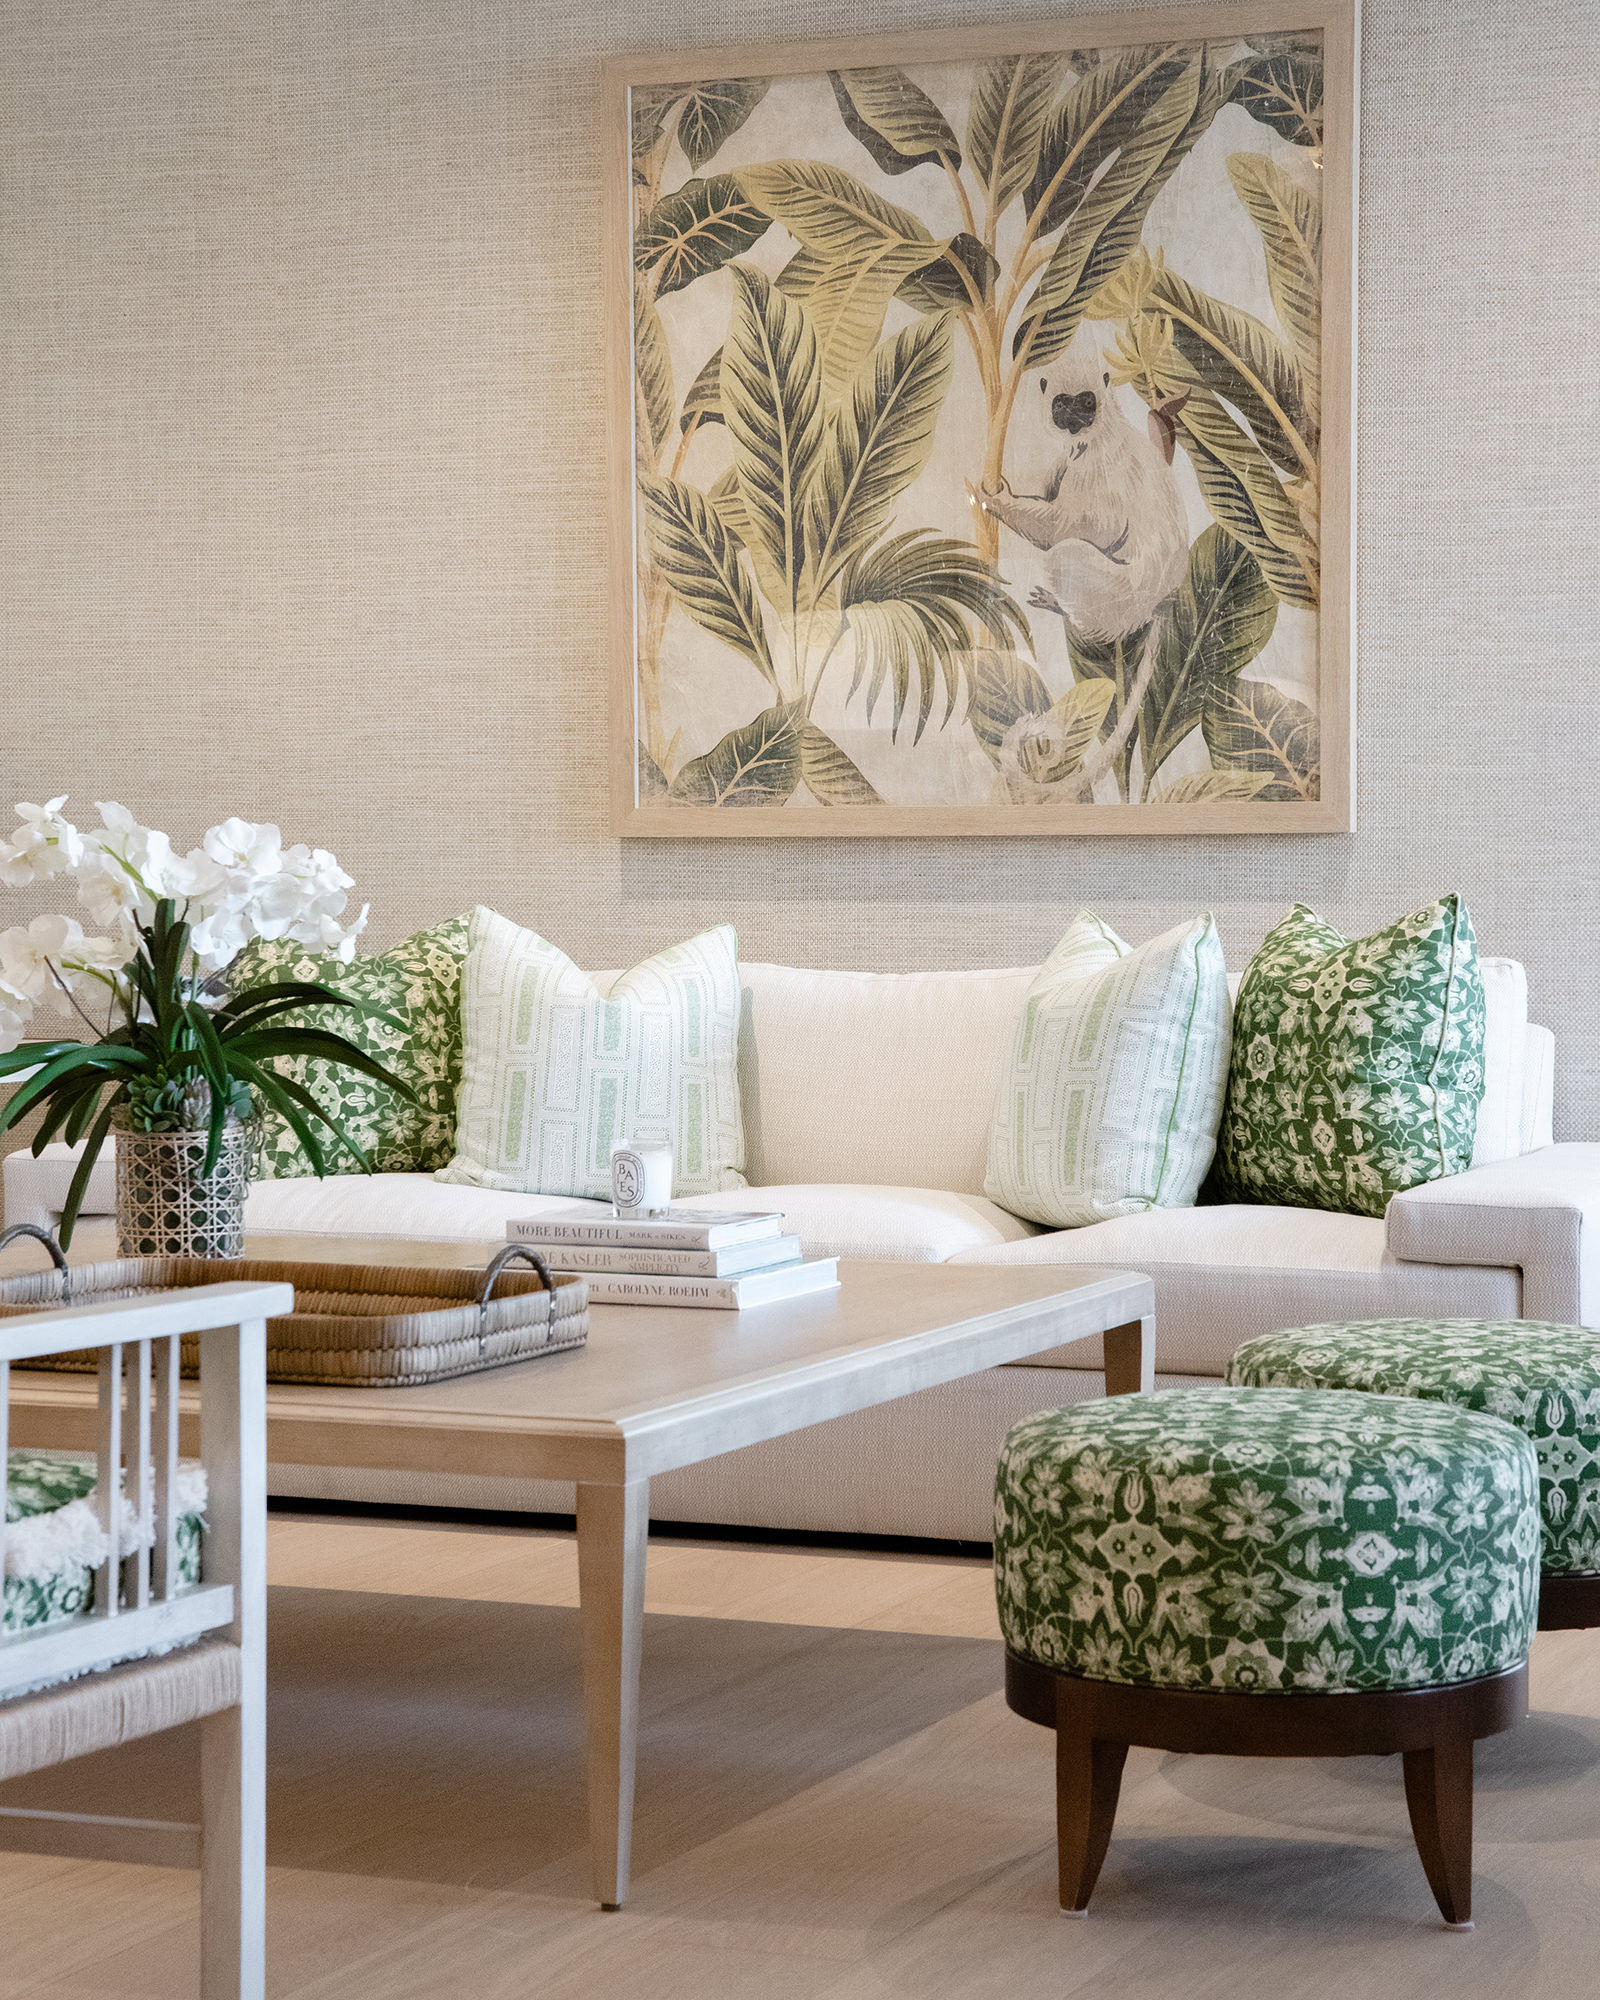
top-left (0, 797), bottom-right (85, 886)
top-left (308, 903), bottom-right (369, 964)
top-left (189, 901), bottom-right (254, 973)
top-left (55, 929), bottom-right (128, 994)
top-left (203, 818), bottom-right (284, 881)
top-left (0, 914), bottom-right (88, 1001)
top-left (76, 851), bottom-right (145, 929)
top-left (85, 802), bottom-right (197, 918)
top-left (0, 987), bottom-right (33, 1054)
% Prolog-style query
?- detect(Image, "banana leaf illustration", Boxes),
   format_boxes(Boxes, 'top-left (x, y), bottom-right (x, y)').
top-left (644, 266), bottom-right (1030, 801)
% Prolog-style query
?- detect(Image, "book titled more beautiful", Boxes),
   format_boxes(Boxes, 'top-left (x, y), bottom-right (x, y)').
top-left (508, 1207), bottom-right (784, 1253)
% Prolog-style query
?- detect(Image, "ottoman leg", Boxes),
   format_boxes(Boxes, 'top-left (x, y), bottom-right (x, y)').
top-left (1402, 1733), bottom-right (1475, 1928)
top-left (1054, 1687), bottom-right (1128, 1914)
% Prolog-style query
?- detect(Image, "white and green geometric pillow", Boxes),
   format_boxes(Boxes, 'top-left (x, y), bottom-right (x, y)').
top-left (239, 916), bottom-right (471, 1179)
top-left (984, 911), bottom-right (1232, 1229)
top-left (1210, 895), bottom-right (1486, 1218)
top-left (437, 909), bottom-right (746, 1200)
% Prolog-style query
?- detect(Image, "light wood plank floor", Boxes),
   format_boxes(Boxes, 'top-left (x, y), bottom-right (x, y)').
top-left (1, 1511), bottom-right (1598, 1996)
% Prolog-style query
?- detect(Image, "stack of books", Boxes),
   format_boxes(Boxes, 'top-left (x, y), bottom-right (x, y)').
top-left (505, 1206), bottom-right (839, 1309)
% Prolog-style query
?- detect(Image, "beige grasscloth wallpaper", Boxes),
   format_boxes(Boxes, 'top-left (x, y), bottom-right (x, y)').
top-left (1, 0), bottom-right (1595, 1168)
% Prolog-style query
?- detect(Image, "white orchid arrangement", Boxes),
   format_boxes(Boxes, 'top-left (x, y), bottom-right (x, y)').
top-left (0, 798), bottom-right (411, 1241)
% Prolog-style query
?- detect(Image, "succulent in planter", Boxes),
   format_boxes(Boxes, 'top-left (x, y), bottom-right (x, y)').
top-left (0, 799), bottom-right (414, 1249)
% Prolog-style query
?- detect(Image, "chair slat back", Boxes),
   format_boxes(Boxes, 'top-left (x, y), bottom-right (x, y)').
top-left (0, 1282), bottom-right (290, 1697)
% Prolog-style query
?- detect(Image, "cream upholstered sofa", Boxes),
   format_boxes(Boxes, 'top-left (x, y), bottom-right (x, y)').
top-left (5, 953), bottom-right (1584, 1542)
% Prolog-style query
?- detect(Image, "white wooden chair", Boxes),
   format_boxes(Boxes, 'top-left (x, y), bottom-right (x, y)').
top-left (0, 1278), bottom-right (291, 2000)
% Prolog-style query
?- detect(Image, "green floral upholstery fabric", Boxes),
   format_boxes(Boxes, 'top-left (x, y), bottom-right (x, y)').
top-left (1229, 1319), bottom-right (1600, 1579)
top-left (1209, 896), bottom-right (1486, 1219)
top-left (4, 1451), bottom-right (202, 1637)
top-left (237, 916), bottom-right (469, 1179)
top-left (994, 1388), bottom-right (1539, 1694)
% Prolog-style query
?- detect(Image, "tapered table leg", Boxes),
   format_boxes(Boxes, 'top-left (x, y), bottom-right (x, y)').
top-left (1102, 1316), bottom-right (1155, 1396)
top-left (576, 1478), bottom-right (650, 1908)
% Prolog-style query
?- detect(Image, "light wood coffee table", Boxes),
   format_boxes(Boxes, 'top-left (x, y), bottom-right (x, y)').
top-left (4, 1229), bottom-right (1153, 1907)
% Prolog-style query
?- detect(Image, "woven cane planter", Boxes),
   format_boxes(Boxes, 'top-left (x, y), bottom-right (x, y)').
top-left (112, 1115), bottom-right (256, 1261)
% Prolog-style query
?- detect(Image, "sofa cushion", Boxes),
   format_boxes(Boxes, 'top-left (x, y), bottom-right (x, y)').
top-left (440, 910), bottom-right (746, 1201)
top-left (720, 961), bottom-right (1037, 1197)
top-left (985, 911), bottom-right (1230, 1228)
top-left (950, 1204), bottom-right (1521, 1376)
top-left (238, 915), bottom-right (470, 1179)
top-left (1210, 895), bottom-right (1487, 1218)
top-left (244, 1174), bottom-right (1035, 1264)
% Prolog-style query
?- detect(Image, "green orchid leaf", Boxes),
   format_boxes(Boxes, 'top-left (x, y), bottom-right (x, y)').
top-left (668, 703), bottom-right (805, 808)
top-left (808, 313), bottom-right (955, 597)
top-left (0, 1044), bottom-right (144, 1132)
top-left (1139, 527), bottom-right (1278, 789)
top-left (720, 266), bottom-right (826, 626)
top-left (828, 67), bottom-right (961, 175)
top-left (640, 472), bottom-right (776, 688)
top-left (634, 175), bottom-right (771, 297)
top-left (223, 1053), bottom-right (367, 1174)
top-left (967, 54), bottom-right (1070, 219)
top-left (798, 724), bottom-right (883, 805)
top-left (29, 1069), bottom-right (107, 1151)
top-left (58, 1096), bottom-right (121, 1248)
top-left (965, 648), bottom-right (1053, 767)
top-left (674, 78), bottom-right (770, 169)
top-left (1202, 678), bottom-right (1321, 800)
top-left (225, 1027), bottom-right (417, 1101)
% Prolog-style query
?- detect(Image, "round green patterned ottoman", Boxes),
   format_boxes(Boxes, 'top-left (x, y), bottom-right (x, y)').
top-left (1228, 1319), bottom-right (1600, 1629)
top-left (994, 1388), bottom-right (1541, 1927)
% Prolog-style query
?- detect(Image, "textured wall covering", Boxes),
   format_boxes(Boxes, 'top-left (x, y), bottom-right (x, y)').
top-left (1, 0), bottom-right (1596, 1161)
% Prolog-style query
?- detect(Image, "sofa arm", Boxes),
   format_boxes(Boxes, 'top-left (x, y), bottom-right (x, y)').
top-left (2, 1141), bottom-right (117, 1234)
top-left (1386, 1144), bottom-right (1600, 1325)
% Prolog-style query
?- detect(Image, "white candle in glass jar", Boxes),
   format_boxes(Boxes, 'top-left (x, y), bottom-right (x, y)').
top-left (610, 1140), bottom-right (673, 1215)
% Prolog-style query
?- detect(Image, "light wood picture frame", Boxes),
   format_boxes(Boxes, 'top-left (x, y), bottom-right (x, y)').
top-left (607, 1), bottom-right (1357, 837)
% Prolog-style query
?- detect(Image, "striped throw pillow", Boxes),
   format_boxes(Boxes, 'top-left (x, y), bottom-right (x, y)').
top-left (437, 908), bottom-right (746, 1200)
top-left (985, 912), bottom-right (1231, 1228)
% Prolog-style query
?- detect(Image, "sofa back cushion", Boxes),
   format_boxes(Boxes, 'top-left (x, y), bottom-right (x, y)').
top-left (595, 961), bottom-right (1036, 1195)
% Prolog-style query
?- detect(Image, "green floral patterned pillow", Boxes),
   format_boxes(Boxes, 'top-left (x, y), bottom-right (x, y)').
top-left (1210, 895), bottom-right (1486, 1218)
top-left (237, 916), bottom-right (470, 1179)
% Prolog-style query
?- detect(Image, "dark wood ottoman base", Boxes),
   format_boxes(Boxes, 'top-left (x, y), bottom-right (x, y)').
top-left (1005, 1652), bottom-right (1528, 1928)
top-left (1539, 1572), bottom-right (1600, 1630)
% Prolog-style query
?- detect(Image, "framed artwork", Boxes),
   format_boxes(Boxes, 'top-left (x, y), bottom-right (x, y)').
top-left (607, 2), bottom-right (1356, 836)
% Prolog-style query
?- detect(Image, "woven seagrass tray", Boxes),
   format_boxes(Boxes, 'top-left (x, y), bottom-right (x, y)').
top-left (0, 1229), bottom-right (588, 1387)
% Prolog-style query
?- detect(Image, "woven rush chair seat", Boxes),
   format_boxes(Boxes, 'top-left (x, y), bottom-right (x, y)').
top-left (1228, 1319), bottom-right (1600, 1628)
top-left (0, 1637), bottom-right (241, 1783)
top-left (994, 1388), bottom-right (1542, 1926)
